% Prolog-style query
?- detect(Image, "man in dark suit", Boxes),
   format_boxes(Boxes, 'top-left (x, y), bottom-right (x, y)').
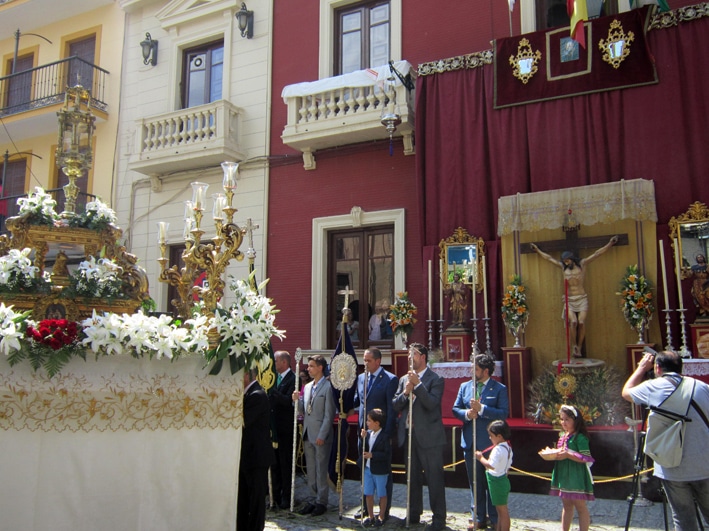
top-left (353, 348), bottom-right (397, 520)
top-left (269, 350), bottom-right (296, 510)
top-left (238, 369), bottom-right (275, 531)
top-left (393, 343), bottom-right (447, 531)
top-left (452, 353), bottom-right (509, 531)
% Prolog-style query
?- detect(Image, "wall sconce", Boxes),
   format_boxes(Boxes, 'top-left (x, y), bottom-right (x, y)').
top-left (235, 3), bottom-right (254, 39)
top-left (140, 32), bottom-right (158, 66)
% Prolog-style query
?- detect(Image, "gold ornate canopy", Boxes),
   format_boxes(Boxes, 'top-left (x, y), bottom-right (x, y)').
top-left (0, 215), bottom-right (149, 320)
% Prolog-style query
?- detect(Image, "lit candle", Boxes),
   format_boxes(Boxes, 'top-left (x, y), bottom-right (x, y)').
top-left (183, 218), bottom-right (194, 241)
top-left (674, 238), bottom-right (684, 310)
top-left (483, 255), bottom-right (489, 318)
top-left (184, 201), bottom-right (194, 220)
top-left (191, 182), bottom-right (209, 210)
top-left (157, 222), bottom-right (168, 244)
top-left (439, 259), bottom-right (444, 319)
top-left (212, 193), bottom-right (226, 221)
top-left (659, 240), bottom-right (670, 309)
top-left (221, 161), bottom-right (239, 190)
top-left (428, 260), bottom-right (432, 320)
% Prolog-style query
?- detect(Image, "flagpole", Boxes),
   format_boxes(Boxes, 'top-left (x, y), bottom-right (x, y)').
top-left (332, 286), bottom-right (357, 520)
top-left (508, 2), bottom-right (513, 37)
top-left (360, 367), bottom-right (369, 526)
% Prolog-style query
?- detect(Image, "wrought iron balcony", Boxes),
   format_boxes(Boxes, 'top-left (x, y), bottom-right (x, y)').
top-left (128, 100), bottom-right (246, 176)
top-left (0, 56), bottom-right (109, 116)
top-left (281, 61), bottom-right (416, 169)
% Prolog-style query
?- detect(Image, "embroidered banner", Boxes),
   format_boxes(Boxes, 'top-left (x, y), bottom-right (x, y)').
top-left (494, 6), bottom-right (658, 109)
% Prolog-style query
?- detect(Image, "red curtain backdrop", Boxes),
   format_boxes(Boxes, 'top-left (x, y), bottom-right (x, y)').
top-left (415, 12), bottom-right (709, 350)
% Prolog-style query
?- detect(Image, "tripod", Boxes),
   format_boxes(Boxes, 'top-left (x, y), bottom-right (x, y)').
top-left (625, 432), bottom-right (705, 531)
top-left (625, 432), bottom-right (667, 531)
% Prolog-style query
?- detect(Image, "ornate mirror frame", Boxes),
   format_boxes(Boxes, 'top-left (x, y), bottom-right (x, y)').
top-left (438, 227), bottom-right (485, 290)
top-left (669, 201), bottom-right (709, 278)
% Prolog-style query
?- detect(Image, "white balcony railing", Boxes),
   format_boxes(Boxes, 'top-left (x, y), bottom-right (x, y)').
top-left (129, 100), bottom-right (246, 176)
top-left (281, 61), bottom-right (415, 169)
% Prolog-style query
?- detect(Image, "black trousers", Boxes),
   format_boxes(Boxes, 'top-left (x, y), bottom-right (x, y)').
top-left (237, 466), bottom-right (268, 531)
top-left (271, 438), bottom-right (293, 506)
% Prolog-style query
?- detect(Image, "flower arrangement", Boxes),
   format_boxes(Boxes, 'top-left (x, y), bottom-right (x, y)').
top-left (65, 256), bottom-right (124, 298)
top-left (22, 319), bottom-right (83, 374)
top-left (16, 187), bottom-right (59, 226)
top-left (1, 273), bottom-right (286, 377)
top-left (618, 264), bottom-right (655, 331)
top-left (69, 198), bottom-right (118, 231)
top-left (0, 304), bottom-right (29, 356)
top-left (0, 248), bottom-right (51, 294)
top-left (527, 366), bottom-right (629, 426)
top-left (205, 275), bottom-right (285, 374)
top-left (501, 274), bottom-right (529, 331)
top-left (388, 291), bottom-right (417, 339)
top-left (81, 311), bottom-right (210, 360)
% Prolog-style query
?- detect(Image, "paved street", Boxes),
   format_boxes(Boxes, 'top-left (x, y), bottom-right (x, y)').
top-left (264, 476), bottom-right (670, 530)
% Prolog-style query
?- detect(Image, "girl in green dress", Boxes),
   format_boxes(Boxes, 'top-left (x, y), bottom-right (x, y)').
top-left (550, 405), bottom-right (595, 531)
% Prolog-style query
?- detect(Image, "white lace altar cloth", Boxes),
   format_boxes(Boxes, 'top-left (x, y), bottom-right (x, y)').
top-left (0, 355), bottom-right (242, 531)
top-left (683, 359), bottom-right (709, 381)
top-left (431, 360), bottom-right (503, 378)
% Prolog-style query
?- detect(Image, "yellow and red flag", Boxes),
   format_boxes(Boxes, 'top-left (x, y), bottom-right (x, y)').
top-left (567, 0), bottom-right (588, 48)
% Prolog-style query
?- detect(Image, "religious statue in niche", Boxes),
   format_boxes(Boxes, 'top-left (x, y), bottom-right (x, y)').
top-left (529, 236), bottom-right (618, 357)
top-left (688, 253), bottom-right (709, 318)
top-left (443, 272), bottom-right (468, 327)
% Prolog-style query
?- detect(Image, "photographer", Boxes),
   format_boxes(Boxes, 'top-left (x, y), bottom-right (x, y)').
top-left (622, 350), bottom-right (709, 531)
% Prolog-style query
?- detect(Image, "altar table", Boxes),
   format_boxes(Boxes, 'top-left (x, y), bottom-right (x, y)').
top-left (0, 355), bottom-right (243, 531)
top-left (430, 361), bottom-right (503, 418)
top-left (683, 358), bottom-right (709, 384)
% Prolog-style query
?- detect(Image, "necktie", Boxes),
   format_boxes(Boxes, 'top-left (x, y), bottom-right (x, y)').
top-left (476, 381), bottom-right (484, 399)
top-left (367, 374), bottom-right (374, 392)
top-left (277, 374), bottom-right (282, 386)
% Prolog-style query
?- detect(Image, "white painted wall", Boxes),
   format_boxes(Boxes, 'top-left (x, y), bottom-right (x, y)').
top-left (115, 0), bottom-right (273, 312)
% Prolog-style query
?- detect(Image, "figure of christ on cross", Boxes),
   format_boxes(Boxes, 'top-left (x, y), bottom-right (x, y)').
top-left (529, 235), bottom-right (619, 358)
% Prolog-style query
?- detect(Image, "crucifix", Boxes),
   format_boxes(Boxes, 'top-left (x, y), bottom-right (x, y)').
top-left (519, 231), bottom-right (628, 256)
top-left (521, 225), bottom-right (628, 358)
top-left (337, 285), bottom-right (357, 324)
top-left (244, 217), bottom-right (259, 252)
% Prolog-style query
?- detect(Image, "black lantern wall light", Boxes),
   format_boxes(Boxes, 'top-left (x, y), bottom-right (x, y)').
top-left (235, 3), bottom-right (254, 39)
top-left (140, 32), bottom-right (158, 66)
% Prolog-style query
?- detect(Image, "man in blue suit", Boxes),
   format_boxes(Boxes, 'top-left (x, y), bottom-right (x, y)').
top-left (452, 353), bottom-right (509, 531)
top-left (353, 348), bottom-right (397, 520)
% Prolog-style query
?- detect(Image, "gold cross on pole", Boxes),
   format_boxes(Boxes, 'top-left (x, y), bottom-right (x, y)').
top-left (337, 285), bottom-right (357, 309)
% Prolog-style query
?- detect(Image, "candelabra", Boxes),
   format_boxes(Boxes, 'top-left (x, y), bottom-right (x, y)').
top-left (662, 309), bottom-right (675, 351)
top-left (678, 309), bottom-right (692, 358)
top-left (470, 317), bottom-right (479, 347)
top-left (437, 319), bottom-right (444, 350)
top-left (157, 162), bottom-right (245, 342)
top-left (483, 317), bottom-right (492, 356)
top-left (426, 319), bottom-right (434, 351)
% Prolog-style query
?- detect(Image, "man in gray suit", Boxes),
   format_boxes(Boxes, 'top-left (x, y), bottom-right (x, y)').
top-left (292, 354), bottom-right (335, 517)
top-left (393, 343), bottom-right (447, 531)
